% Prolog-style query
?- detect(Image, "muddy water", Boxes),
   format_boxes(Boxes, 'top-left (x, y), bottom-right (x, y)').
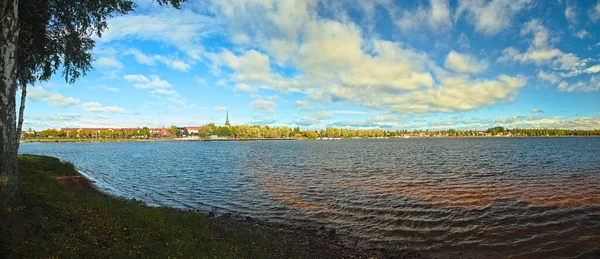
top-left (20, 138), bottom-right (600, 258)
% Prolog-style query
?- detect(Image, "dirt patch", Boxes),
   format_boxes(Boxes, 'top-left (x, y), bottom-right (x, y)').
top-left (56, 176), bottom-right (102, 196)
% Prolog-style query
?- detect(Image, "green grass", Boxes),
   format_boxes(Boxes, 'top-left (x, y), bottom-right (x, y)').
top-left (0, 155), bottom-right (359, 258)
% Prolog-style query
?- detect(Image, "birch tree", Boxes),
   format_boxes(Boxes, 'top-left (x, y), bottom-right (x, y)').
top-left (0, 0), bottom-right (184, 207)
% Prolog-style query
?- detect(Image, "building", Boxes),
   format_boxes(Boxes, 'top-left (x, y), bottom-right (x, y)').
top-left (185, 126), bottom-right (201, 135)
top-left (225, 109), bottom-right (231, 128)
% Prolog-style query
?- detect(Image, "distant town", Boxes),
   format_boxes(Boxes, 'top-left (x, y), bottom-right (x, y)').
top-left (20, 122), bottom-right (600, 141)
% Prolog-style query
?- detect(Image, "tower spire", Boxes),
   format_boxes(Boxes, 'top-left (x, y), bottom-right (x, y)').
top-left (225, 109), bottom-right (230, 127)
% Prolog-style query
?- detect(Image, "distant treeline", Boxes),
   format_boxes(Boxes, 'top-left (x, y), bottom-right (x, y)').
top-left (24, 124), bottom-right (600, 140)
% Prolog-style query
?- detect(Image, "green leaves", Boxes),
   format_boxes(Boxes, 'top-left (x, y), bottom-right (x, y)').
top-left (16, 0), bottom-right (186, 86)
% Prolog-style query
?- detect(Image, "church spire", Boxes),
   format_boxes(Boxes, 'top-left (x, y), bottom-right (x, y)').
top-left (225, 109), bottom-right (230, 127)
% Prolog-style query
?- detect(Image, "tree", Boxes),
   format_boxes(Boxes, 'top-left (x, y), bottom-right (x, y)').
top-left (0, 0), bottom-right (185, 206)
top-left (140, 127), bottom-right (150, 138)
top-left (215, 126), bottom-right (231, 137)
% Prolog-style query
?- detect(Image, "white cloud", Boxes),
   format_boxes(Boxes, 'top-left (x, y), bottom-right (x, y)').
top-left (584, 64), bottom-right (600, 74)
top-left (498, 19), bottom-right (586, 77)
top-left (557, 76), bottom-right (600, 92)
top-left (126, 49), bottom-right (191, 72)
top-left (212, 49), bottom-right (301, 92)
top-left (171, 60), bottom-right (191, 71)
top-left (234, 83), bottom-right (257, 93)
top-left (214, 106), bottom-right (228, 112)
top-left (457, 33), bottom-right (470, 49)
top-left (396, 0), bottom-right (452, 32)
top-left (202, 0), bottom-right (531, 116)
top-left (384, 75), bottom-right (527, 113)
top-left (443, 50), bottom-right (488, 74)
top-left (590, 1), bottom-right (600, 22)
top-left (494, 115), bottom-right (600, 130)
top-left (123, 74), bottom-right (184, 100)
top-left (96, 57), bottom-right (123, 69)
top-left (128, 49), bottom-right (155, 65)
top-left (125, 74), bottom-right (171, 92)
top-left (530, 109), bottom-right (544, 113)
top-left (123, 74), bottom-right (149, 83)
top-left (293, 100), bottom-right (313, 111)
top-left (249, 99), bottom-right (277, 113)
top-left (538, 71), bottom-right (561, 84)
top-left (101, 9), bottom-right (213, 60)
top-left (456, 0), bottom-right (532, 35)
top-left (82, 102), bottom-right (129, 113)
top-left (329, 110), bottom-right (369, 115)
top-left (28, 87), bottom-right (80, 107)
top-left (296, 112), bottom-right (333, 126)
top-left (574, 29), bottom-right (590, 39)
top-left (565, 3), bottom-right (578, 26)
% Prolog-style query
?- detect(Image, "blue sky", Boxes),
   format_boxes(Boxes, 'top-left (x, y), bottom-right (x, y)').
top-left (22, 0), bottom-right (600, 130)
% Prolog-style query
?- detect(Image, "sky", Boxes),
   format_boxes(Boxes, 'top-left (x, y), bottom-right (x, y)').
top-left (22, 0), bottom-right (600, 131)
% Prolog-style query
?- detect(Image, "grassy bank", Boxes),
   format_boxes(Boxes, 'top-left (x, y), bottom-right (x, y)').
top-left (0, 155), bottom-right (398, 258)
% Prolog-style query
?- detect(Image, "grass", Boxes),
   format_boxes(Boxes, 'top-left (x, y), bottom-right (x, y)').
top-left (0, 155), bottom-right (370, 258)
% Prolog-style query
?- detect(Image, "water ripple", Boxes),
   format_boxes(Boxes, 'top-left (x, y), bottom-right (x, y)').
top-left (19, 138), bottom-right (600, 258)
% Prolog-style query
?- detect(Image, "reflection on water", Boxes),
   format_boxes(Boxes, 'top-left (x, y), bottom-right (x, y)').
top-left (20, 138), bottom-right (600, 258)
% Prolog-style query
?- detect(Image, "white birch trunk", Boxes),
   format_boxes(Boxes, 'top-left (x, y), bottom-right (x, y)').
top-left (0, 0), bottom-right (20, 207)
top-left (16, 82), bottom-right (25, 149)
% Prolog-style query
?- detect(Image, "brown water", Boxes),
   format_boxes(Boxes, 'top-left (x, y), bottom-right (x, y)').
top-left (20, 138), bottom-right (600, 258)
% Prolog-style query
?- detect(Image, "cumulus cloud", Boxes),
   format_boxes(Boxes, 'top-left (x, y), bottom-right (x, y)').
top-left (96, 57), bottom-right (122, 69)
top-left (28, 87), bottom-right (80, 107)
top-left (584, 64), bottom-right (600, 74)
top-left (202, 1), bottom-right (530, 117)
top-left (234, 83), bottom-right (257, 93)
top-left (124, 74), bottom-right (178, 96)
top-left (212, 49), bottom-right (301, 92)
top-left (171, 60), bottom-right (191, 71)
top-left (537, 71), bottom-right (561, 84)
top-left (396, 0), bottom-right (452, 32)
top-left (494, 115), bottom-right (600, 129)
top-left (82, 102), bottom-right (129, 113)
top-left (456, 0), bottom-right (532, 35)
top-left (126, 49), bottom-right (191, 71)
top-left (295, 112), bottom-right (333, 126)
top-left (329, 110), bottom-right (369, 115)
top-left (498, 19), bottom-right (586, 78)
top-left (249, 99), bottom-right (277, 113)
top-left (293, 100), bottom-right (313, 111)
top-left (557, 76), bottom-right (600, 92)
top-left (384, 75), bottom-right (527, 113)
top-left (101, 9), bottom-right (213, 60)
top-left (443, 51), bottom-right (488, 74)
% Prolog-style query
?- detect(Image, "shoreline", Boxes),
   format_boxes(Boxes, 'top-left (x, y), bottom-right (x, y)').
top-left (19, 135), bottom-right (600, 143)
top-left (73, 167), bottom-right (423, 258)
top-left (5, 155), bottom-right (427, 258)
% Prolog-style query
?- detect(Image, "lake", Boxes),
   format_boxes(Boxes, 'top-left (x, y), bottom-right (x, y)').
top-left (19, 138), bottom-right (600, 258)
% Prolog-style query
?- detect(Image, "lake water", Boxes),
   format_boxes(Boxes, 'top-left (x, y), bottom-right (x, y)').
top-left (19, 138), bottom-right (600, 258)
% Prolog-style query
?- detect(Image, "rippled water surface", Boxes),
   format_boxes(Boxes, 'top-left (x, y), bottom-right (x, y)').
top-left (20, 138), bottom-right (600, 258)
